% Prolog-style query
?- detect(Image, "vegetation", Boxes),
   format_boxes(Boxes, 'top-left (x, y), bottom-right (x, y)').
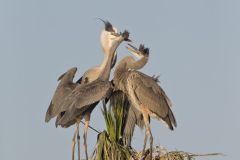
top-left (92, 96), bottom-right (222, 160)
top-left (92, 94), bottom-right (131, 160)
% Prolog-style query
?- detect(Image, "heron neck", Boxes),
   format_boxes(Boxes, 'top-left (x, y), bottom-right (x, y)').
top-left (114, 56), bottom-right (148, 80)
top-left (99, 49), bottom-right (115, 81)
top-left (128, 56), bottom-right (148, 70)
top-left (99, 53), bottom-right (109, 71)
top-left (114, 56), bottom-right (130, 79)
top-left (99, 37), bottom-right (124, 80)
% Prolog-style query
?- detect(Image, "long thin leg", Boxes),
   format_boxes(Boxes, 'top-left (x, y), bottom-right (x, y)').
top-left (76, 122), bottom-right (80, 160)
top-left (142, 111), bottom-right (151, 159)
top-left (142, 130), bottom-right (148, 154)
top-left (72, 128), bottom-right (77, 160)
top-left (147, 126), bottom-right (153, 160)
top-left (83, 113), bottom-right (90, 160)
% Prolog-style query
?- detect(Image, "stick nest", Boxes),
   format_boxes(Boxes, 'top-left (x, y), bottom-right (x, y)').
top-left (129, 146), bottom-right (223, 160)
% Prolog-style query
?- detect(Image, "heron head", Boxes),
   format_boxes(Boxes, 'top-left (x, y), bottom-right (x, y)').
top-left (120, 30), bottom-right (131, 42)
top-left (98, 19), bottom-right (131, 54)
top-left (126, 44), bottom-right (149, 59)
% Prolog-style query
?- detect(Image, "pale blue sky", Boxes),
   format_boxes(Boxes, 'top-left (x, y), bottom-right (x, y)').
top-left (0, 0), bottom-right (239, 160)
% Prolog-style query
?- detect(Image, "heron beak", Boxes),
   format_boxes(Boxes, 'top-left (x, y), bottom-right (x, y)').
top-left (96, 18), bottom-right (107, 26)
top-left (126, 47), bottom-right (139, 56)
top-left (128, 44), bottom-right (138, 51)
top-left (126, 44), bottom-right (141, 58)
top-left (96, 18), bottom-right (115, 32)
top-left (125, 38), bottom-right (132, 42)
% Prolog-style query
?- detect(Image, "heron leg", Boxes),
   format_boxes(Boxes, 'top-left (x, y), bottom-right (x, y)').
top-left (142, 130), bottom-right (148, 155)
top-left (72, 127), bottom-right (77, 160)
top-left (147, 126), bottom-right (153, 160)
top-left (142, 111), bottom-right (151, 159)
top-left (83, 113), bottom-right (90, 160)
top-left (76, 122), bottom-right (80, 160)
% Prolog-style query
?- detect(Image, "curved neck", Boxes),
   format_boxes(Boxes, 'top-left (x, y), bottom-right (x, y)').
top-left (99, 53), bottom-right (109, 70)
top-left (98, 30), bottom-right (125, 81)
top-left (98, 52), bottom-right (113, 81)
top-left (99, 42), bottom-right (122, 81)
top-left (114, 55), bottom-right (148, 79)
top-left (128, 56), bottom-right (148, 70)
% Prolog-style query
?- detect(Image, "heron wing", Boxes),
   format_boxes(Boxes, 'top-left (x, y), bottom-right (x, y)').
top-left (127, 72), bottom-right (176, 129)
top-left (45, 83), bottom-right (76, 122)
top-left (123, 103), bottom-right (144, 146)
top-left (57, 67), bottom-right (77, 81)
top-left (59, 80), bottom-right (113, 111)
top-left (134, 71), bottom-right (172, 107)
top-left (46, 83), bottom-right (76, 121)
top-left (45, 67), bottom-right (78, 122)
top-left (56, 102), bottom-right (99, 128)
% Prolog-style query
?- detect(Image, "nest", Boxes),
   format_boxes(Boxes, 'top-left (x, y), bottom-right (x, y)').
top-left (129, 146), bottom-right (223, 160)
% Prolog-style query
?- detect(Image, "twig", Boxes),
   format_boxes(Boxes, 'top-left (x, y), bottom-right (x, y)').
top-left (80, 120), bottom-right (101, 134)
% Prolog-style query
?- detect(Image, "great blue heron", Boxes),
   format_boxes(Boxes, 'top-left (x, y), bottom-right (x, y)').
top-left (45, 20), bottom-right (130, 160)
top-left (53, 23), bottom-right (131, 160)
top-left (111, 44), bottom-right (177, 159)
top-left (54, 43), bottom-right (174, 159)
top-left (44, 65), bottom-right (114, 160)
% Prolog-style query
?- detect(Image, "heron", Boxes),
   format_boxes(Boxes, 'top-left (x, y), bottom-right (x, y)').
top-left (44, 64), bottom-right (115, 160)
top-left (45, 20), bottom-right (130, 160)
top-left (111, 44), bottom-right (177, 159)
top-left (45, 19), bottom-right (120, 122)
top-left (53, 23), bottom-right (131, 159)
top-left (55, 43), bottom-right (174, 159)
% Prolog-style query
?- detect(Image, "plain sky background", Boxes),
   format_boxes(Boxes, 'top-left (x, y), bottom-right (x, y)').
top-left (0, 0), bottom-right (239, 160)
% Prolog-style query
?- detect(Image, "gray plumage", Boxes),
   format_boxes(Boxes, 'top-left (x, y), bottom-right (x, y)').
top-left (126, 71), bottom-right (176, 129)
top-left (55, 53), bottom-right (117, 128)
top-left (45, 19), bottom-right (130, 160)
top-left (45, 67), bottom-right (77, 122)
top-left (111, 91), bottom-right (145, 146)
top-left (112, 44), bottom-right (176, 159)
top-left (123, 104), bottom-right (144, 146)
top-left (56, 80), bottom-right (113, 125)
top-left (66, 80), bottom-right (112, 109)
top-left (52, 20), bottom-right (131, 160)
top-left (55, 27), bottom-right (130, 128)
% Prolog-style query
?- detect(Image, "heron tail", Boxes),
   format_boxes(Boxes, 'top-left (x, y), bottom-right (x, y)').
top-left (162, 109), bottom-right (177, 130)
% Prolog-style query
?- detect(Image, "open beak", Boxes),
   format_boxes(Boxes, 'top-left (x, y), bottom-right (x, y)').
top-left (126, 43), bottom-right (141, 57)
top-left (127, 44), bottom-right (139, 53)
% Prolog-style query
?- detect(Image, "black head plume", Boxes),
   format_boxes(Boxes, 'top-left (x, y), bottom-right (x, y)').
top-left (121, 30), bottom-right (131, 41)
top-left (139, 44), bottom-right (149, 56)
top-left (97, 18), bottom-right (115, 32)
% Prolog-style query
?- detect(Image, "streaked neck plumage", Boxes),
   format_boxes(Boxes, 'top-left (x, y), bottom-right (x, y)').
top-left (114, 55), bottom-right (149, 81)
top-left (81, 31), bottom-right (122, 83)
top-left (98, 31), bottom-right (124, 81)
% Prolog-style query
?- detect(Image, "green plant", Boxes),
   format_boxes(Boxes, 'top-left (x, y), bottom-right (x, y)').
top-left (92, 94), bottom-right (131, 160)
